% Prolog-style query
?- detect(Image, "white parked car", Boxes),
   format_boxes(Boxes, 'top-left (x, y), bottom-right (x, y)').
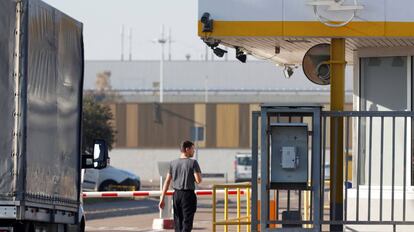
top-left (234, 153), bottom-right (252, 182)
top-left (83, 165), bottom-right (141, 191)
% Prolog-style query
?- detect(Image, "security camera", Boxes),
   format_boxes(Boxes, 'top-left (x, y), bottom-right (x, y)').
top-left (213, 47), bottom-right (228, 58)
top-left (201, 12), bottom-right (213, 32)
top-left (235, 47), bottom-right (247, 63)
top-left (203, 39), bottom-right (220, 48)
top-left (302, 43), bottom-right (331, 85)
top-left (275, 46), bottom-right (281, 54)
top-left (283, 66), bottom-right (294, 79)
top-left (201, 12), bottom-right (210, 24)
top-left (316, 62), bottom-right (330, 81)
top-left (203, 38), bottom-right (227, 58)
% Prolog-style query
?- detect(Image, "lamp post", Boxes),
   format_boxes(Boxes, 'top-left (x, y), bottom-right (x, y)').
top-left (157, 26), bottom-right (167, 103)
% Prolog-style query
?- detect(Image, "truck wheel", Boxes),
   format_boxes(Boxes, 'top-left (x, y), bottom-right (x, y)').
top-left (14, 222), bottom-right (34, 232)
top-left (135, 181), bottom-right (141, 191)
top-left (79, 218), bottom-right (85, 232)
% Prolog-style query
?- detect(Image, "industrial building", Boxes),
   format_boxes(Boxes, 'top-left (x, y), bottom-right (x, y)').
top-left (84, 60), bottom-right (353, 149)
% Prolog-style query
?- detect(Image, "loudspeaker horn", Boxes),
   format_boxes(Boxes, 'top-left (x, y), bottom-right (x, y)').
top-left (302, 43), bottom-right (331, 85)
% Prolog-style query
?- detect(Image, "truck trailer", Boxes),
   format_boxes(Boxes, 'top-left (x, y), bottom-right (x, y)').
top-left (0, 0), bottom-right (108, 231)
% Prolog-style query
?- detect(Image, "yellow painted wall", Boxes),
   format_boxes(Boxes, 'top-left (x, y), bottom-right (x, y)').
top-left (126, 104), bottom-right (139, 148)
top-left (194, 104), bottom-right (207, 148)
top-left (216, 104), bottom-right (239, 148)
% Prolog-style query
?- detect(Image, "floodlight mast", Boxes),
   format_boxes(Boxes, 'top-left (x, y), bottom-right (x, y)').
top-left (157, 25), bottom-right (167, 103)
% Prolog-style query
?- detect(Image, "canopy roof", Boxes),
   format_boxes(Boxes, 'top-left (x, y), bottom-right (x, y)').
top-left (198, 0), bottom-right (414, 64)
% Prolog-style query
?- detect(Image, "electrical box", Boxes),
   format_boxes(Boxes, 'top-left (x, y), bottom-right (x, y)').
top-left (270, 123), bottom-right (308, 188)
top-left (281, 147), bottom-right (299, 169)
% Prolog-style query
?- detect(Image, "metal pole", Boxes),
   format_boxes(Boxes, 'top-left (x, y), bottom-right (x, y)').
top-left (225, 188), bottom-right (229, 232)
top-left (205, 76), bottom-right (209, 103)
top-left (260, 110), bottom-right (269, 231)
top-left (205, 45), bottom-right (209, 61)
top-left (330, 38), bottom-right (345, 231)
top-left (246, 188), bottom-right (251, 232)
top-left (168, 28), bottom-right (172, 61)
top-left (158, 25), bottom-right (166, 103)
top-left (312, 108), bottom-right (322, 231)
top-left (159, 176), bottom-right (163, 218)
top-left (121, 25), bottom-right (125, 61)
top-left (251, 112), bottom-right (259, 231)
top-left (129, 28), bottom-right (133, 61)
top-left (237, 188), bottom-right (241, 232)
top-left (160, 42), bottom-right (164, 103)
top-left (213, 186), bottom-right (217, 232)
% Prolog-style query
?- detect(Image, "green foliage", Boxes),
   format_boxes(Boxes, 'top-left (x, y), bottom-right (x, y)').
top-left (82, 96), bottom-right (116, 154)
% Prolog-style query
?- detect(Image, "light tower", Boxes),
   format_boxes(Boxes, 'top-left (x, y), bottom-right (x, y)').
top-left (157, 25), bottom-right (167, 103)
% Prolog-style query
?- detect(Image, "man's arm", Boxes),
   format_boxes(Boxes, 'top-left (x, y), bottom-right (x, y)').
top-left (194, 172), bottom-right (202, 184)
top-left (159, 173), bottom-right (172, 209)
top-left (193, 160), bottom-right (202, 184)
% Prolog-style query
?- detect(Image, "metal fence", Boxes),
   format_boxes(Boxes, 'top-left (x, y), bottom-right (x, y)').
top-left (322, 111), bottom-right (414, 231)
top-left (252, 108), bottom-right (414, 231)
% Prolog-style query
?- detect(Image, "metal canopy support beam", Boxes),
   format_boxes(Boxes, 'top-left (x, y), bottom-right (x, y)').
top-left (251, 111), bottom-right (260, 231)
top-left (260, 109), bottom-right (269, 232)
top-left (312, 109), bottom-right (322, 232)
top-left (330, 38), bottom-right (346, 231)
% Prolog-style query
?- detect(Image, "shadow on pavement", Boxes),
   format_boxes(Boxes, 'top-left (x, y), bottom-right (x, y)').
top-left (84, 198), bottom-right (159, 220)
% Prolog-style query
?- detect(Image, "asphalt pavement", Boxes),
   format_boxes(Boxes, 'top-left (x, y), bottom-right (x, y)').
top-left (84, 197), bottom-right (222, 232)
top-left (84, 196), bottom-right (246, 232)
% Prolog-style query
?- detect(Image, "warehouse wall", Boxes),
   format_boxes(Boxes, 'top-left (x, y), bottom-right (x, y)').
top-left (108, 103), bottom-right (254, 149)
top-left (107, 102), bottom-right (352, 149)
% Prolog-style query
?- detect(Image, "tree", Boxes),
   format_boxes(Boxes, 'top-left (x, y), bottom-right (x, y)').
top-left (82, 96), bottom-right (116, 155)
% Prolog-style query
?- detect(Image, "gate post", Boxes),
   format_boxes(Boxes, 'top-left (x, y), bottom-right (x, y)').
top-left (312, 108), bottom-right (322, 231)
top-left (330, 38), bottom-right (346, 231)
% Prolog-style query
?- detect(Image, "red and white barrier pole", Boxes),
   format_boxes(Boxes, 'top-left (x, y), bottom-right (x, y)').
top-left (153, 175), bottom-right (173, 230)
top-left (82, 189), bottom-right (247, 230)
top-left (82, 189), bottom-right (245, 199)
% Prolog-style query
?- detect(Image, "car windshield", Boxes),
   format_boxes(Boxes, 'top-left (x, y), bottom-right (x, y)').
top-left (237, 157), bottom-right (251, 166)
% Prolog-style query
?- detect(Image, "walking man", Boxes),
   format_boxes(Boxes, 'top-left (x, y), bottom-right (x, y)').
top-left (159, 140), bottom-right (202, 232)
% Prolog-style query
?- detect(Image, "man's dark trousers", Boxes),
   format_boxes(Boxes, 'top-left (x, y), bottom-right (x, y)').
top-left (173, 190), bottom-right (197, 232)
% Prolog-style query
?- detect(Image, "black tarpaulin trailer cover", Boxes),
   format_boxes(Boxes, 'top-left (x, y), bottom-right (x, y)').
top-left (0, 0), bottom-right (84, 207)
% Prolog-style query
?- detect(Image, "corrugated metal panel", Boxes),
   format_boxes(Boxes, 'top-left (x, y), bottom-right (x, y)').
top-left (194, 104), bottom-right (206, 148)
top-left (126, 104), bottom-right (138, 148)
top-left (137, 103), bottom-right (194, 148)
top-left (206, 104), bottom-right (217, 148)
top-left (115, 104), bottom-right (127, 147)
top-left (249, 104), bottom-right (261, 148)
top-left (238, 104), bottom-right (250, 148)
top-left (216, 104), bottom-right (239, 148)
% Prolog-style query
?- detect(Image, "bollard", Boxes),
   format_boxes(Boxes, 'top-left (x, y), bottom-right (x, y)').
top-left (152, 175), bottom-right (174, 229)
top-left (152, 195), bottom-right (174, 230)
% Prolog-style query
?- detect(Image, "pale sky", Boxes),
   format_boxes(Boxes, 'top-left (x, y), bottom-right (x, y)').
top-left (43, 0), bottom-right (211, 61)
